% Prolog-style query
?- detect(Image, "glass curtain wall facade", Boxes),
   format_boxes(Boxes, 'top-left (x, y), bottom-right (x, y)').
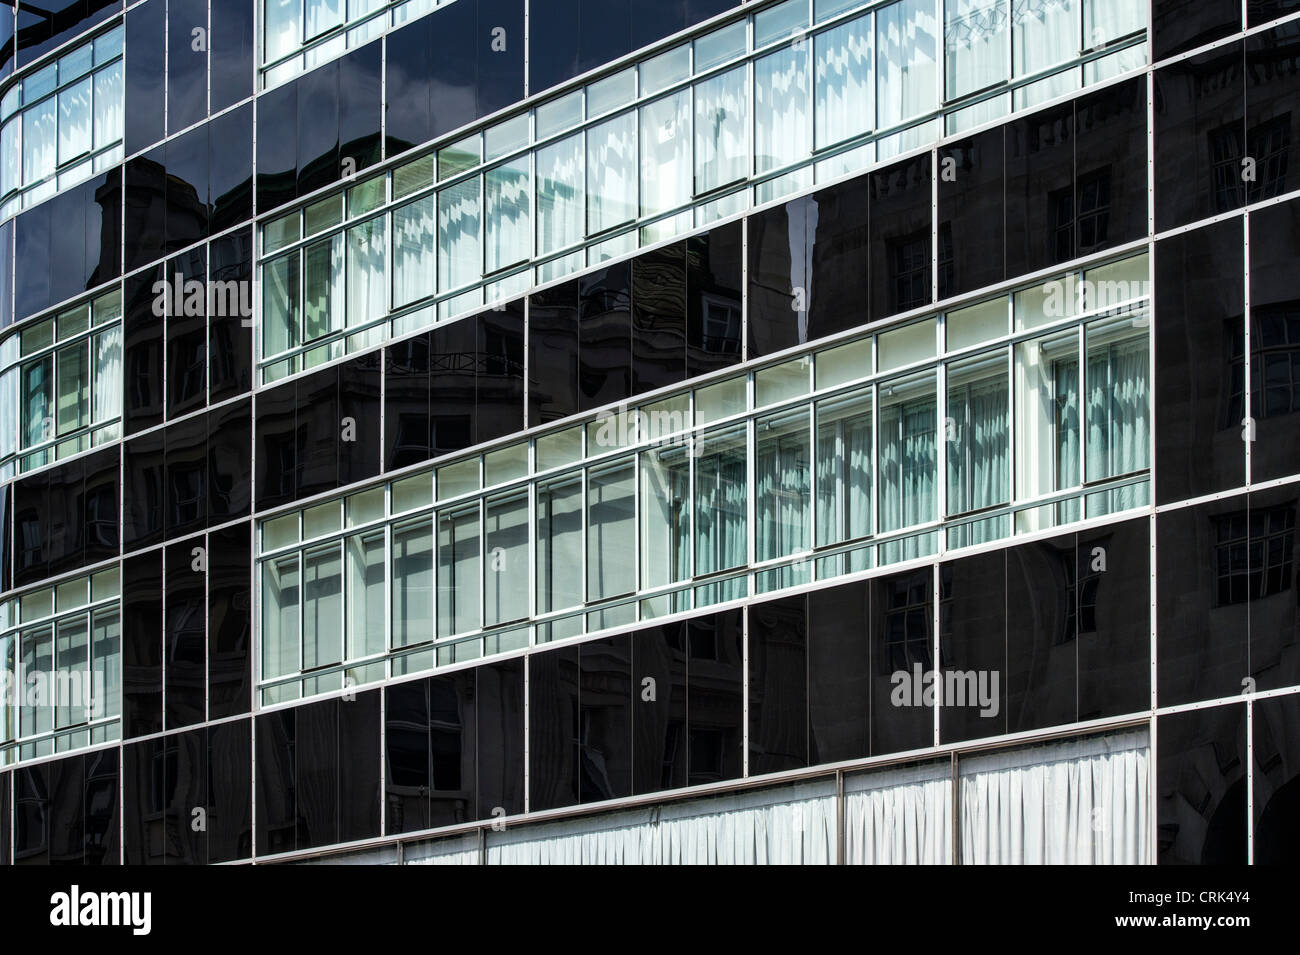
top-left (0, 0), bottom-right (1296, 866)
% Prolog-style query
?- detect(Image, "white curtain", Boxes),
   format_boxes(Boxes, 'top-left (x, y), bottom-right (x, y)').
top-left (879, 393), bottom-right (938, 536)
top-left (815, 13), bottom-right (874, 149)
top-left (1083, 0), bottom-right (1144, 47)
top-left (960, 729), bottom-right (1150, 864)
top-left (405, 836), bottom-right (481, 865)
top-left (694, 65), bottom-right (748, 195)
top-left (947, 375), bottom-right (1010, 521)
top-left (756, 412), bottom-right (812, 562)
top-left (694, 432), bottom-right (748, 575)
top-left (876, 0), bottom-right (939, 129)
top-left (392, 195), bottom-right (435, 308)
top-left (484, 781), bottom-right (837, 865)
top-left (816, 395), bottom-right (873, 547)
top-left (346, 216), bottom-right (386, 327)
top-left (438, 177), bottom-right (481, 293)
top-left (93, 61), bottom-right (123, 152)
top-left (845, 762), bottom-right (954, 864)
top-left (944, 0), bottom-right (1009, 100)
top-left (588, 113), bottom-right (637, 233)
top-left (91, 326), bottom-right (122, 425)
top-left (537, 132), bottom-right (584, 256)
top-left (756, 45), bottom-right (810, 173)
top-left (1012, 0), bottom-right (1078, 78)
top-left (264, 0), bottom-right (301, 64)
top-left (485, 156), bottom-right (530, 274)
top-left (640, 90), bottom-right (691, 217)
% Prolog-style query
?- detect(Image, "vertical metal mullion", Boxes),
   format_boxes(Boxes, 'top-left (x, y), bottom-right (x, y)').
top-left (1247, 698), bottom-right (1255, 865)
top-left (951, 750), bottom-right (961, 864)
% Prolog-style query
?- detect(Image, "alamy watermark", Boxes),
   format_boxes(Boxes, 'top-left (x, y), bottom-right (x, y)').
top-left (890, 663), bottom-right (1000, 718)
top-left (0, 665), bottom-right (106, 718)
top-left (152, 274), bottom-right (253, 322)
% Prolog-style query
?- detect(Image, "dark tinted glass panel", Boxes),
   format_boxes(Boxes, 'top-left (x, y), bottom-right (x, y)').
top-left (122, 550), bottom-right (163, 738)
top-left (1245, 484), bottom-right (1300, 692)
top-left (124, 150), bottom-right (167, 272)
top-left (385, 678), bottom-right (431, 834)
top-left (121, 736), bottom-right (156, 863)
top-left (255, 378), bottom-right (295, 509)
top-left (686, 221), bottom-right (743, 377)
top-left (870, 569), bottom-right (935, 755)
top-left (295, 366), bottom-right (339, 501)
top-left (295, 698), bottom-right (339, 850)
top-left (632, 0), bottom-right (686, 49)
top-left (1074, 78), bottom-right (1147, 256)
top-left (809, 176), bottom-right (871, 341)
top-left (632, 242), bottom-right (687, 395)
top-left (16, 0), bottom-right (118, 65)
top-left (82, 446), bottom-right (119, 566)
top-left (1153, 42), bottom-right (1246, 231)
top-left (528, 645), bottom-right (580, 811)
top-left (632, 621), bottom-right (688, 794)
top-left (254, 709), bottom-right (296, 856)
top-left (747, 195), bottom-right (811, 358)
top-left (208, 719), bottom-right (252, 862)
top-left (340, 41), bottom-right (383, 171)
top-left (529, 0), bottom-right (580, 94)
top-left (1253, 694), bottom-right (1300, 863)
top-left (427, 669), bottom-right (476, 827)
top-left (83, 748), bottom-right (118, 865)
top-left (46, 754), bottom-right (84, 865)
top-left (165, 410), bottom-right (208, 538)
top-left (123, 428), bottom-right (165, 548)
top-left (0, 9), bottom-right (11, 82)
top-left (210, 105), bottom-right (255, 232)
top-left (527, 282), bottom-right (580, 425)
top-left (338, 352), bottom-right (381, 486)
top-left (255, 81), bottom-right (297, 212)
top-left (208, 398), bottom-right (251, 523)
top-left (429, 319), bottom-right (475, 456)
top-left (579, 0), bottom-right (631, 75)
top-left (1076, 518), bottom-right (1150, 720)
top-left (1245, 26), bottom-right (1300, 205)
top-left (688, 608), bottom-right (744, 784)
top-left (46, 458), bottom-right (80, 576)
top-left (13, 764), bottom-right (48, 864)
top-left (385, 18), bottom-right (432, 154)
top-left (476, 656), bottom-right (525, 818)
top-left (478, 303), bottom-right (526, 444)
top-left (1005, 534), bottom-right (1076, 732)
top-left (748, 594), bottom-right (809, 775)
top-left (1249, 202), bottom-right (1300, 485)
top-left (123, 269), bottom-right (165, 434)
top-left (384, 332), bottom-right (431, 469)
top-left (1153, 219), bottom-right (1245, 503)
top-left (14, 202), bottom-right (50, 321)
top-left (1249, 0), bottom-right (1300, 26)
top-left (0, 773), bottom-right (8, 864)
top-left (211, 0), bottom-right (254, 111)
top-left (939, 550), bottom-right (1006, 743)
top-left (48, 184), bottom-right (88, 307)
top-left (164, 538), bottom-right (207, 729)
top-left (429, 0), bottom-right (477, 139)
top-left (86, 171), bottom-right (121, 290)
top-left (1005, 102), bottom-right (1075, 277)
top-left (339, 691), bottom-right (381, 843)
top-left (165, 124), bottom-right (209, 251)
top-left (168, 0), bottom-right (207, 131)
top-left (579, 634), bottom-right (633, 802)
top-left (297, 61), bottom-right (340, 198)
top-left (125, 0), bottom-right (164, 154)
top-left (579, 262), bottom-right (633, 410)
top-left (208, 522), bottom-right (251, 719)
top-left (938, 127), bottom-right (1005, 299)
top-left (1157, 704), bottom-right (1247, 864)
top-left (1157, 493), bottom-right (1250, 705)
top-left (1153, 0), bottom-right (1241, 62)
top-left (165, 253), bottom-right (207, 418)
top-left (870, 154), bottom-right (933, 320)
top-left (0, 222), bottom-right (13, 330)
top-left (168, 729), bottom-right (208, 863)
top-left (13, 471), bottom-right (49, 587)
top-left (478, 0), bottom-right (526, 118)
top-left (0, 485), bottom-right (10, 593)
top-left (808, 580), bottom-right (869, 764)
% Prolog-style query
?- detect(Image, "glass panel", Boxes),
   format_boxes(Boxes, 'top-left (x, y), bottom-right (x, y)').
top-left (757, 0), bottom-right (810, 47)
top-left (816, 337), bottom-right (872, 388)
top-left (57, 76), bottom-right (92, 166)
top-left (695, 65), bottom-right (748, 194)
top-left (91, 608), bottom-right (120, 720)
top-left (2, 117), bottom-right (21, 196)
top-left (484, 114), bottom-right (529, 162)
top-left (55, 341), bottom-right (89, 435)
top-left (55, 616), bottom-right (89, 727)
top-left (346, 215), bottom-right (387, 327)
top-left (756, 407), bottom-right (812, 561)
top-left (438, 177), bottom-right (481, 292)
top-left (1012, 0), bottom-right (1078, 78)
top-left (695, 20), bottom-right (747, 73)
top-left (22, 354), bottom-right (52, 447)
top-left (537, 132), bottom-right (584, 256)
top-left (947, 297), bottom-right (1007, 351)
top-left (484, 491), bottom-right (529, 627)
top-left (817, 388), bottom-right (873, 547)
top-left (393, 518), bottom-right (434, 647)
top-left (536, 90), bottom-right (582, 139)
top-left (262, 555), bottom-right (300, 679)
top-left (945, 0), bottom-right (1010, 100)
top-left (756, 45), bottom-right (810, 174)
top-left (303, 544), bottom-right (343, 670)
top-left (815, 12), bottom-right (873, 150)
top-left (265, 0), bottom-right (302, 62)
top-left (641, 44), bottom-right (690, 96)
top-left (756, 356), bottom-right (811, 406)
top-left (537, 475), bottom-right (583, 613)
top-left (304, 233), bottom-right (344, 342)
top-left (1083, 0), bottom-right (1144, 47)
top-left (346, 531), bottom-right (386, 660)
top-left (22, 97), bottom-right (56, 185)
top-left (1014, 329), bottom-right (1080, 505)
top-left (587, 68), bottom-right (635, 117)
top-left (946, 352), bottom-right (1010, 520)
top-left (878, 370), bottom-right (938, 535)
top-left (436, 458), bottom-right (479, 498)
top-left (1085, 315), bottom-right (1149, 485)
top-left (392, 194), bottom-right (435, 308)
top-left (640, 90), bottom-right (691, 217)
top-left (93, 63), bottom-right (123, 153)
top-left (695, 426), bottom-right (748, 575)
top-left (879, 318), bottom-right (936, 371)
top-left (696, 376), bottom-right (747, 424)
top-left (876, 0), bottom-right (940, 129)
top-left (21, 627), bottom-right (53, 737)
top-left (438, 506), bottom-right (481, 637)
top-left (587, 112), bottom-right (636, 234)
top-left (587, 459), bottom-right (636, 601)
top-left (640, 443), bottom-right (691, 591)
top-left (485, 155), bottom-right (531, 274)
top-left (263, 254), bottom-right (301, 356)
top-left (438, 134), bottom-right (480, 180)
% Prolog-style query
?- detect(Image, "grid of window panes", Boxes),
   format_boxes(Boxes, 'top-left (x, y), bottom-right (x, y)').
top-left (0, 567), bottom-right (122, 767)
top-left (256, 0), bottom-right (1146, 383)
top-left (255, 252), bottom-right (1151, 704)
top-left (263, 0), bottom-right (447, 85)
top-left (0, 25), bottom-right (124, 221)
top-left (0, 289), bottom-right (124, 479)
